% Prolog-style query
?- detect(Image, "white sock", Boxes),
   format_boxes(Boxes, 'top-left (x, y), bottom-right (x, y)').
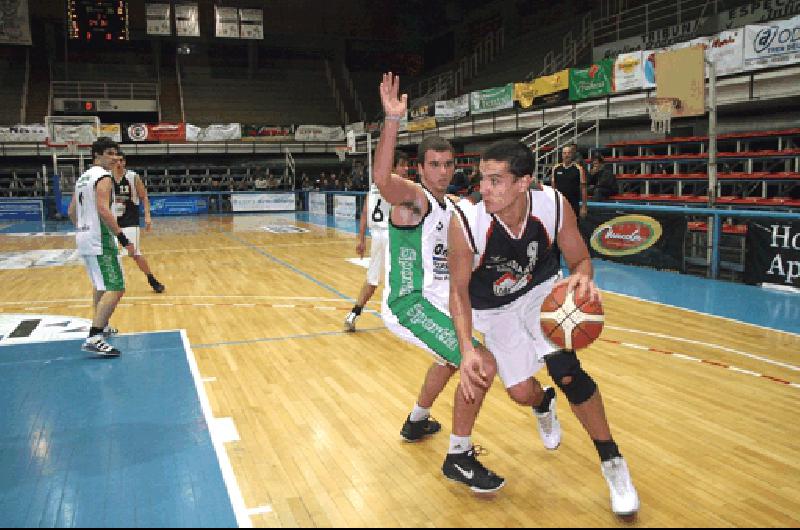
top-left (409, 403), bottom-right (430, 422)
top-left (448, 434), bottom-right (472, 454)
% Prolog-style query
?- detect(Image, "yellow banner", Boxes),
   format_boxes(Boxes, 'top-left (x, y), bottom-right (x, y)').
top-left (407, 117), bottom-right (437, 132)
top-left (534, 68), bottom-right (569, 96)
top-left (98, 123), bottom-right (121, 142)
top-left (514, 81), bottom-right (537, 109)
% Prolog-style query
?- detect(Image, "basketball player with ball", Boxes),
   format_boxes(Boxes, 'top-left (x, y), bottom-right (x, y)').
top-left (448, 139), bottom-right (639, 517)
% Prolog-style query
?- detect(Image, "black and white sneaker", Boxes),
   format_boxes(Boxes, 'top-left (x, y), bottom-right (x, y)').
top-left (442, 446), bottom-right (505, 493)
top-left (82, 336), bottom-right (121, 357)
top-left (103, 325), bottom-right (119, 338)
top-left (343, 311), bottom-right (358, 332)
top-left (400, 414), bottom-right (441, 442)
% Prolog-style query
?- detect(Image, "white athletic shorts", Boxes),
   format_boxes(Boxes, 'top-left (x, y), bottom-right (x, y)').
top-left (83, 253), bottom-right (125, 292)
top-left (366, 229), bottom-right (388, 286)
top-left (472, 276), bottom-right (559, 388)
top-left (118, 226), bottom-right (142, 257)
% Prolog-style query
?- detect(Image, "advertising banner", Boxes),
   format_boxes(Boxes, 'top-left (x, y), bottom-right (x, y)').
top-left (175, 3), bottom-right (200, 37)
top-left (125, 123), bottom-right (186, 142)
top-left (231, 193), bottom-right (296, 212)
top-left (0, 200), bottom-right (43, 221)
top-left (186, 123), bottom-right (241, 142)
top-left (242, 124), bottom-right (294, 141)
top-left (145, 3), bottom-right (171, 36)
top-left (613, 52), bottom-right (645, 92)
top-left (569, 59), bottom-right (615, 101)
top-left (470, 84), bottom-right (514, 114)
top-left (435, 95), bottom-right (469, 120)
top-left (0, 125), bottom-right (47, 143)
top-left (745, 220), bottom-right (800, 288)
top-left (295, 125), bottom-right (346, 142)
top-left (309, 192), bottom-right (327, 215)
top-left (581, 212), bottom-right (686, 270)
top-left (407, 117), bottom-right (437, 132)
top-left (99, 123), bottom-right (122, 143)
top-left (149, 195), bottom-right (208, 216)
top-left (333, 195), bottom-right (357, 219)
top-left (744, 15), bottom-right (800, 70)
top-left (0, 0), bottom-right (32, 45)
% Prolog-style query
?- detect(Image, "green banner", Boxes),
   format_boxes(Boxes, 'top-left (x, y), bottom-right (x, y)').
top-left (569, 59), bottom-right (614, 101)
top-left (470, 83), bottom-right (514, 114)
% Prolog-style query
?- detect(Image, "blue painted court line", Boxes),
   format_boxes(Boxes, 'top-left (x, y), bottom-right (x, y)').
top-left (593, 260), bottom-right (800, 335)
top-left (193, 326), bottom-right (385, 350)
top-left (0, 331), bottom-right (241, 528)
top-left (0, 220), bottom-right (74, 234)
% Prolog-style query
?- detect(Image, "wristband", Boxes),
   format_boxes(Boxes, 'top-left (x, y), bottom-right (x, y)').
top-left (385, 114), bottom-right (405, 121)
top-left (117, 232), bottom-right (131, 247)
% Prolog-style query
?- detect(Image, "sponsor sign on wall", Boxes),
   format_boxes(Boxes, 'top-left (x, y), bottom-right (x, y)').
top-left (295, 125), bottom-right (345, 142)
top-left (470, 84), bottom-right (514, 114)
top-left (150, 195), bottom-right (208, 216)
top-left (309, 192), bottom-right (327, 215)
top-left (745, 221), bottom-right (800, 288)
top-left (0, 200), bottom-right (43, 221)
top-left (333, 195), bottom-right (357, 219)
top-left (231, 193), bottom-right (296, 212)
top-left (0, 125), bottom-right (47, 142)
top-left (582, 213), bottom-right (685, 270)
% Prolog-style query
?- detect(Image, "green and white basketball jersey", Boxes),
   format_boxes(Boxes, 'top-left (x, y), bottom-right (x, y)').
top-left (74, 165), bottom-right (117, 256)
top-left (383, 187), bottom-right (455, 315)
top-left (367, 183), bottom-right (391, 231)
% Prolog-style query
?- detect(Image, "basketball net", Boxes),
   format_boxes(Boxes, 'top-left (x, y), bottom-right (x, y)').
top-left (335, 146), bottom-right (349, 162)
top-left (646, 97), bottom-right (680, 134)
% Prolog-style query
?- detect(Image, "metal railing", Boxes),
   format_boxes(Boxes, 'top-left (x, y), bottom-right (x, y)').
top-left (324, 59), bottom-right (349, 125)
top-left (522, 106), bottom-right (601, 180)
top-left (51, 81), bottom-right (158, 100)
top-left (591, 0), bottom-right (719, 46)
top-left (540, 13), bottom-right (594, 76)
top-left (339, 63), bottom-right (366, 123)
top-left (20, 48), bottom-right (30, 124)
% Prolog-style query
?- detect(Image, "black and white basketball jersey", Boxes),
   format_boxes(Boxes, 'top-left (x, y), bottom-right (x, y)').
top-left (454, 185), bottom-right (562, 310)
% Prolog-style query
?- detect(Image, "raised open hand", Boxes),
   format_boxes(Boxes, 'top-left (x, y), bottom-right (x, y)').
top-left (379, 72), bottom-right (407, 119)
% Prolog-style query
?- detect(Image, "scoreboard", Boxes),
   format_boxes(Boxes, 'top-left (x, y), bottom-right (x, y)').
top-left (68, 0), bottom-right (129, 41)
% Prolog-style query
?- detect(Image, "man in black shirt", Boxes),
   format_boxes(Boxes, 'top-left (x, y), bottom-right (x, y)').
top-left (551, 145), bottom-right (588, 219)
top-left (112, 154), bottom-right (165, 293)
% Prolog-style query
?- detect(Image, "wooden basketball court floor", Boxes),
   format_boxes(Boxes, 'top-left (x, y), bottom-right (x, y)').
top-left (1, 212), bottom-right (798, 527)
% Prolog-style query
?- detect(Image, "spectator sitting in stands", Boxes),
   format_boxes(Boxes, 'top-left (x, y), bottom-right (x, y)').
top-left (588, 154), bottom-right (618, 201)
top-left (255, 173), bottom-right (269, 190)
top-left (447, 169), bottom-right (469, 196)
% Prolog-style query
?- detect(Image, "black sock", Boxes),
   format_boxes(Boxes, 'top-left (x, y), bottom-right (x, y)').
top-left (351, 305), bottom-right (363, 316)
top-left (89, 326), bottom-right (104, 338)
top-left (534, 386), bottom-right (556, 414)
top-left (147, 273), bottom-right (157, 282)
top-left (593, 439), bottom-right (622, 462)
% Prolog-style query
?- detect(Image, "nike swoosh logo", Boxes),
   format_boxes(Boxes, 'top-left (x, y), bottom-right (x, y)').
top-left (453, 463), bottom-right (474, 480)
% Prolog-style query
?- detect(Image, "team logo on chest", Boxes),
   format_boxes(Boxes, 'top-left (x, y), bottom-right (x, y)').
top-left (487, 240), bottom-right (540, 297)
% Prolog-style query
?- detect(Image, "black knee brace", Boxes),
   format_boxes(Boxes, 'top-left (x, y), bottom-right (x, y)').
top-left (545, 350), bottom-right (597, 405)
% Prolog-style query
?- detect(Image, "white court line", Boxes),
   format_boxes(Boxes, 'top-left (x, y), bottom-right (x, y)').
top-left (603, 289), bottom-right (800, 338)
top-left (0, 295), bottom-right (379, 306)
top-left (180, 329), bottom-right (252, 528)
top-left (246, 506), bottom-right (273, 516)
top-left (607, 325), bottom-right (800, 372)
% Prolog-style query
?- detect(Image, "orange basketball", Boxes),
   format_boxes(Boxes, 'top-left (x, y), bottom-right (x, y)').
top-left (540, 283), bottom-right (604, 350)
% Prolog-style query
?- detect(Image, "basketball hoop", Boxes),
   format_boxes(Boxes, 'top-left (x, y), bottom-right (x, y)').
top-left (335, 146), bottom-right (349, 163)
top-left (66, 141), bottom-right (79, 156)
top-left (646, 97), bottom-right (681, 134)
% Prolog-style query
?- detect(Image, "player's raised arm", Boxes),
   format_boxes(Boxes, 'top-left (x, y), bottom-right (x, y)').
top-left (373, 73), bottom-right (420, 206)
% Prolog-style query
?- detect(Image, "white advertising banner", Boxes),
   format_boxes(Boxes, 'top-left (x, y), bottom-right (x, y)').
top-left (0, 0), bottom-right (32, 45)
top-left (334, 195), bottom-right (357, 219)
top-left (186, 123), bottom-right (242, 142)
top-left (744, 15), bottom-right (800, 70)
top-left (613, 52), bottom-right (645, 92)
top-left (435, 94), bottom-right (470, 120)
top-left (239, 8), bottom-right (263, 40)
top-left (175, 4), bottom-right (200, 37)
top-left (146, 3), bottom-right (171, 36)
top-left (215, 6), bottom-right (240, 38)
top-left (0, 125), bottom-right (47, 142)
top-left (295, 125), bottom-right (346, 142)
top-left (309, 192), bottom-right (327, 215)
top-left (707, 29), bottom-right (745, 76)
top-left (642, 50), bottom-right (657, 88)
top-left (231, 193), bottom-right (296, 212)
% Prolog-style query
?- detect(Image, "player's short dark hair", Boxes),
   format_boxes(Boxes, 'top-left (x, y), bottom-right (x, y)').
top-left (91, 137), bottom-right (119, 158)
top-left (482, 140), bottom-right (534, 180)
top-left (394, 150), bottom-right (410, 167)
top-left (417, 136), bottom-right (454, 165)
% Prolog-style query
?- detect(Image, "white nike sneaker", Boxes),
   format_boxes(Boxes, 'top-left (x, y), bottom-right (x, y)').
top-left (103, 325), bottom-right (119, 338)
top-left (343, 312), bottom-right (357, 332)
top-left (81, 335), bottom-right (121, 357)
top-left (601, 456), bottom-right (640, 517)
top-left (534, 388), bottom-right (561, 450)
